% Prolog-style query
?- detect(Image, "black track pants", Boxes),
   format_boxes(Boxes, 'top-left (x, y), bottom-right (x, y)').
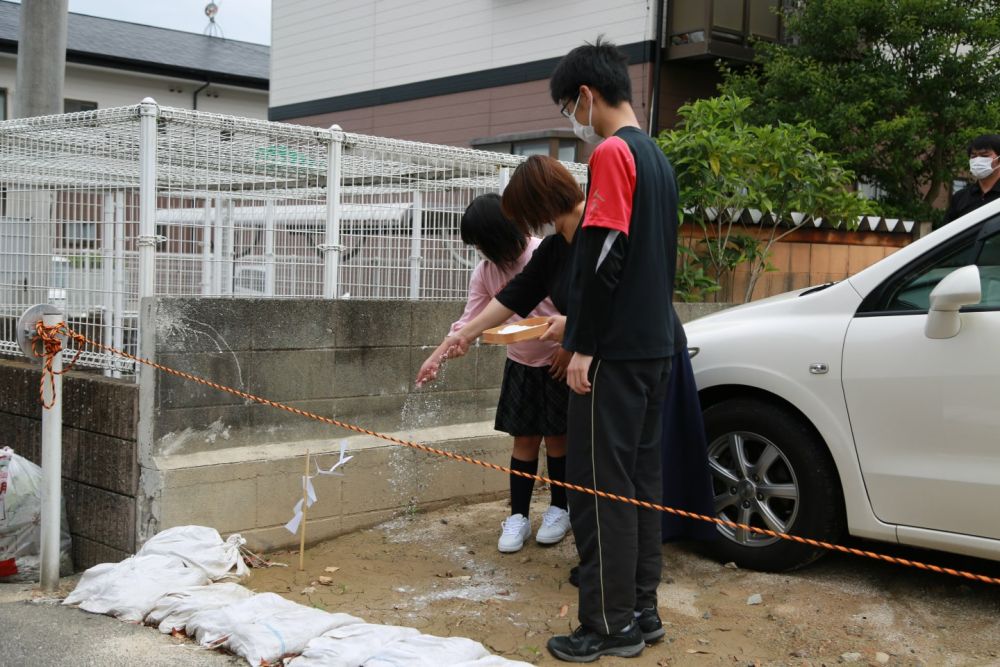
top-left (566, 356), bottom-right (672, 634)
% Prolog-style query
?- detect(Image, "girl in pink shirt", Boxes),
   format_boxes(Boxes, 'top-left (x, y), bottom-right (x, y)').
top-left (416, 194), bottom-right (570, 553)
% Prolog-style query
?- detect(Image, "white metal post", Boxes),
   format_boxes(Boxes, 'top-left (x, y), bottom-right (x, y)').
top-left (408, 191), bottom-right (423, 301)
top-left (224, 198), bottom-right (235, 295)
top-left (39, 310), bottom-right (63, 591)
top-left (137, 98), bottom-right (159, 381)
top-left (498, 166), bottom-right (511, 194)
top-left (212, 193), bottom-right (223, 295)
top-left (137, 99), bottom-right (158, 304)
top-left (201, 199), bottom-right (213, 296)
top-left (264, 198), bottom-right (276, 297)
top-left (112, 191), bottom-right (124, 378)
top-left (101, 192), bottom-right (114, 377)
top-left (323, 125), bottom-right (344, 299)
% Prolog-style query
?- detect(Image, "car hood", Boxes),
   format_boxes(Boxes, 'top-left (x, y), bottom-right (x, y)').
top-left (684, 280), bottom-right (860, 336)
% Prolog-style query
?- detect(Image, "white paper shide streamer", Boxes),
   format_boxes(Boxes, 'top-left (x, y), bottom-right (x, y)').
top-left (284, 441), bottom-right (353, 534)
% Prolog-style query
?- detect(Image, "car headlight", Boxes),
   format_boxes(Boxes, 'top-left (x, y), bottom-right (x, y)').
top-left (687, 346), bottom-right (699, 359)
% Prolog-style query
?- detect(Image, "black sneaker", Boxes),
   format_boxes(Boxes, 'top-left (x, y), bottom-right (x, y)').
top-left (569, 565), bottom-right (580, 587)
top-left (636, 607), bottom-right (665, 643)
top-left (547, 623), bottom-right (645, 663)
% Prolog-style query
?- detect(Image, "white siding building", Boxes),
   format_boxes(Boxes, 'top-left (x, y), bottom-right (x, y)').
top-left (0, 1), bottom-right (268, 119)
top-left (269, 0), bottom-right (781, 155)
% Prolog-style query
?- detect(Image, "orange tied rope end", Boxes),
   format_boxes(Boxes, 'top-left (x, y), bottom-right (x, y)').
top-left (33, 320), bottom-right (83, 409)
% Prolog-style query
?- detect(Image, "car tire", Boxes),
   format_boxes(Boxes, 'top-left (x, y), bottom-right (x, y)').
top-left (700, 397), bottom-right (845, 572)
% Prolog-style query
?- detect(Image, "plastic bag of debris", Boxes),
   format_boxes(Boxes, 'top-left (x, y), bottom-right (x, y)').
top-left (137, 525), bottom-right (248, 582)
top-left (145, 582), bottom-right (254, 634)
top-left (186, 591), bottom-right (361, 666)
top-left (63, 554), bottom-right (209, 622)
top-left (289, 623), bottom-right (422, 666)
top-left (0, 447), bottom-right (73, 583)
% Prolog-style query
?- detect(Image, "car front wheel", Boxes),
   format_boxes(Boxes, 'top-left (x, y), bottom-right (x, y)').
top-left (702, 397), bottom-right (845, 571)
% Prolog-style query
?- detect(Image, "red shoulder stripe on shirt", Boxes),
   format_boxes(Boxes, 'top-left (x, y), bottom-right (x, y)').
top-left (582, 136), bottom-right (636, 235)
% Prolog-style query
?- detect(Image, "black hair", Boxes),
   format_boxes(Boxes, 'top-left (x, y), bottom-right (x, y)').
top-left (549, 36), bottom-right (632, 106)
top-left (460, 193), bottom-right (527, 269)
top-left (968, 134), bottom-right (1000, 156)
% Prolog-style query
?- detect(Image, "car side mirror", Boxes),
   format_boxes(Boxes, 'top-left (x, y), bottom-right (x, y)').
top-left (925, 265), bottom-right (982, 339)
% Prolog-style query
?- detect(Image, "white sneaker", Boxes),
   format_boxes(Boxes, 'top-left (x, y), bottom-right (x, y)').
top-left (535, 505), bottom-right (571, 545)
top-left (498, 513), bottom-right (531, 553)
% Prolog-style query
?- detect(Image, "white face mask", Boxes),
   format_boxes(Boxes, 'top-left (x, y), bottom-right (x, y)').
top-left (969, 156), bottom-right (997, 180)
top-left (568, 94), bottom-right (602, 145)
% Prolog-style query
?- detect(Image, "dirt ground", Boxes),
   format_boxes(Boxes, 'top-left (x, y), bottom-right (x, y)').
top-left (252, 494), bottom-right (1000, 667)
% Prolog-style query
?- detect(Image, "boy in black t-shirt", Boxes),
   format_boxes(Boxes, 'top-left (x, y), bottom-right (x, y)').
top-left (546, 38), bottom-right (680, 663)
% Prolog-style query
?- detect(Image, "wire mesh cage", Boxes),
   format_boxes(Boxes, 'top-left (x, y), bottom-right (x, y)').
top-left (0, 101), bottom-right (588, 376)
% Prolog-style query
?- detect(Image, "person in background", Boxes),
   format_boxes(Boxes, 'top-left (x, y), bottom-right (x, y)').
top-left (943, 134), bottom-right (1000, 226)
top-left (415, 194), bottom-right (571, 554)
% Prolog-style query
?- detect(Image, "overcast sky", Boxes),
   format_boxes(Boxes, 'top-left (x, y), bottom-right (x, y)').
top-left (15, 0), bottom-right (272, 45)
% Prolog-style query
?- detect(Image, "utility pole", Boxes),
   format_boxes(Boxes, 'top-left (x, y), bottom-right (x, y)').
top-left (10, 0), bottom-right (70, 327)
top-left (14, 0), bottom-right (69, 118)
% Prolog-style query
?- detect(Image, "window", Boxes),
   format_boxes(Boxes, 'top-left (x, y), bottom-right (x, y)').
top-left (471, 133), bottom-right (580, 162)
top-left (62, 221), bottom-right (97, 245)
top-left (863, 218), bottom-right (1000, 313)
top-left (0, 88), bottom-right (6, 120)
top-left (64, 99), bottom-right (98, 113)
top-left (512, 140), bottom-right (550, 157)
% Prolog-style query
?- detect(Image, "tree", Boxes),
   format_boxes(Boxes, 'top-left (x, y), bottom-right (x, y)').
top-left (659, 94), bottom-right (872, 302)
top-left (722, 0), bottom-right (1000, 223)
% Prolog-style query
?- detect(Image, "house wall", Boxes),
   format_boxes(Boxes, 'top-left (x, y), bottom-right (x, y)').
top-left (270, 0), bottom-right (655, 110)
top-left (283, 62), bottom-right (653, 148)
top-left (0, 54), bottom-right (268, 119)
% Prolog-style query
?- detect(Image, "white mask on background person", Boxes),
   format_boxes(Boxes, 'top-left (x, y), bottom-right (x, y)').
top-left (569, 94), bottom-right (602, 145)
top-left (969, 156), bottom-right (997, 180)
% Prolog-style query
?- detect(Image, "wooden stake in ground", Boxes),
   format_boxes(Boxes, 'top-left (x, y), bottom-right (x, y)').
top-left (299, 450), bottom-right (310, 571)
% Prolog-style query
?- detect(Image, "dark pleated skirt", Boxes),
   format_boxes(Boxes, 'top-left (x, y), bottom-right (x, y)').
top-left (494, 359), bottom-right (569, 437)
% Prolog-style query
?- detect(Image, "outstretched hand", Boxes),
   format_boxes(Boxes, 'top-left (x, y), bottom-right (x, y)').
top-left (415, 355), bottom-right (441, 388)
top-left (443, 333), bottom-right (471, 360)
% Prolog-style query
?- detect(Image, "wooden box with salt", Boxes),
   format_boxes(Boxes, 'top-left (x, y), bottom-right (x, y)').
top-left (481, 316), bottom-right (551, 344)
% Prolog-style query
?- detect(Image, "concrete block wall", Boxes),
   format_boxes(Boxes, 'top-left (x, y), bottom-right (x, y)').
top-left (139, 298), bottom-right (514, 552)
top-left (0, 359), bottom-right (139, 567)
top-left (0, 299), bottom-right (729, 567)
top-left (148, 299), bottom-right (505, 455)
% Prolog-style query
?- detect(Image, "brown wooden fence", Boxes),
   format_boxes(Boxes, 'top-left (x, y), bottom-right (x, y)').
top-left (680, 225), bottom-right (914, 303)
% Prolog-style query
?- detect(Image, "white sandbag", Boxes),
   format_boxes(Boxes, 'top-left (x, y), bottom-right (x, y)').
top-left (138, 525), bottom-right (248, 582)
top-left (0, 447), bottom-right (72, 582)
top-left (63, 554), bottom-right (209, 622)
top-left (363, 634), bottom-right (491, 667)
top-left (289, 623), bottom-right (422, 667)
top-left (145, 582), bottom-right (255, 634)
top-left (454, 657), bottom-right (535, 667)
top-left (186, 592), bottom-right (361, 666)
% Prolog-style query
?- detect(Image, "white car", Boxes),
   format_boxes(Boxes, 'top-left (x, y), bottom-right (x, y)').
top-left (685, 199), bottom-right (1000, 571)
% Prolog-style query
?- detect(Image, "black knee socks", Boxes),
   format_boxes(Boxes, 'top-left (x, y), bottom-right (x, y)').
top-left (509, 457), bottom-right (538, 517)
top-left (547, 454), bottom-right (567, 509)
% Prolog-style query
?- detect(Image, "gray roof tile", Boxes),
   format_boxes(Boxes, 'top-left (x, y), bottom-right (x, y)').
top-left (0, 0), bottom-right (268, 85)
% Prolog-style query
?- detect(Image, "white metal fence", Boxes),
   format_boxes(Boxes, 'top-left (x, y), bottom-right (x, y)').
top-left (0, 101), bottom-right (588, 376)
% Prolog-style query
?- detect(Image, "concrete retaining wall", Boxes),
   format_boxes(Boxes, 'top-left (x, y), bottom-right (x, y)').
top-left (1, 299), bottom-right (729, 568)
top-left (0, 360), bottom-right (139, 567)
